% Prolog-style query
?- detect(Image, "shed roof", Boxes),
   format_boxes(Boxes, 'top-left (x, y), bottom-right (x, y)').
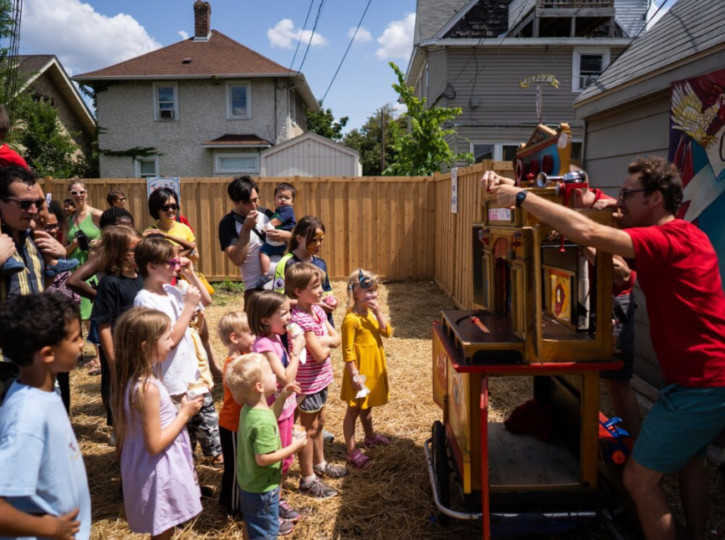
top-left (260, 131), bottom-right (361, 160)
top-left (574, 0), bottom-right (725, 106)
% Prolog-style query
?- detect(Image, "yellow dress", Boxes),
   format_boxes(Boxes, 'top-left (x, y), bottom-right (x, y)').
top-left (340, 310), bottom-right (393, 409)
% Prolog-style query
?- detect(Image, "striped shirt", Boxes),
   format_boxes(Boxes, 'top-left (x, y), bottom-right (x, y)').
top-left (292, 304), bottom-right (334, 395)
top-left (0, 229), bottom-right (44, 301)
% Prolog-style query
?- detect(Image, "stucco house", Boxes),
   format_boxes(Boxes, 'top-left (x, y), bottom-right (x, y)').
top-left (14, 55), bottom-right (96, 158)
top-left (406, 0), bottom-right (648, 164)
top-left (572, 0), bottom-right (725, 387)
top-left (73, 1), bottom-right (318, 179)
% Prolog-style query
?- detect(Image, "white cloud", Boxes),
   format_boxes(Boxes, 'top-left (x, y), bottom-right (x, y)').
top-left (21, 0), bottom-right (162, 75)
top-left (376, 13), bottom-right (415, 60)
top-left (178, 30), bottom-right (189, 40)
top-left (267, 19), bottom-right (328, 50)
top-left (349, 26), bottom-right (372, 44)
top-left (392, 102), bottom-right (407, 115)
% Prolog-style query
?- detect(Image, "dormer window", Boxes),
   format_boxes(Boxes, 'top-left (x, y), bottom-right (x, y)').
top-left (154, 83), bottom-right (179, 121)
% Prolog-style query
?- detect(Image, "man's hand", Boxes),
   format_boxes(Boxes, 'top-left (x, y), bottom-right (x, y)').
top-left (0, 234), bottom-right (16, 266)
top-left (242, 210), bottom-right (258, 231)
top-left (481, 171), bottom-right (516, 192)
top-left (265, 229), bottom-right (290, 243)
top-left (32, 231), bottom-right (66, 259)
top-left (490, 185), bottom-right (523, 208)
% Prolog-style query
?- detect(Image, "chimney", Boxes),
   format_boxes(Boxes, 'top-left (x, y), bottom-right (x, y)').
top-left (194, 1), bottom-right (211, 41)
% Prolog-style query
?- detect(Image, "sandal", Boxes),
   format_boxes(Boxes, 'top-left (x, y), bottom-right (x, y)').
top-left (313, 462), bottom-right (349, 479)
top-left (346, 449), bottom-right (373, 470)
top-left (363, 434), bottom-right (391, 449)
top-left (87, 358), bottom-right (101, 375)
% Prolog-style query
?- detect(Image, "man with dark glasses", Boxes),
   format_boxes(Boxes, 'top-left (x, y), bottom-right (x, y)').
top-left (484, 156), bottom-right (725, 540)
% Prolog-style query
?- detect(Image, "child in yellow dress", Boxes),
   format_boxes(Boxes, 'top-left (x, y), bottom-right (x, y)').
top-left (340, 269), bottom-right (393, 469)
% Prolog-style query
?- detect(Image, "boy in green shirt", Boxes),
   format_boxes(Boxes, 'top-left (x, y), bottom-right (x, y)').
top-left (225, 353), bottom-right (306, 540)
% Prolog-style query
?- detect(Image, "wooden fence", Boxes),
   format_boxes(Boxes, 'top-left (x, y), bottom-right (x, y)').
top-left (45, 161), bottom-right (511, 304)
top-left (432, 161), bottom-right (515, 309)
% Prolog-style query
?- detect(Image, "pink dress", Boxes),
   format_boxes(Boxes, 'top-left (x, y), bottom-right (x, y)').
top-left (120, 378), bottom-right (202, 535)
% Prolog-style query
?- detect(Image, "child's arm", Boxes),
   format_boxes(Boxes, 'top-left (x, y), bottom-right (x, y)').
top-left (255, 435), bottom-right (306, 467)
top-left (272, 382), bottom-right (301, 419)
top-left (0, 499), bottom-right (80, 540)
top-left (98, 323), bottom-right (114, 372)
top-left (268, 217), bottom-right (283, 228)
top-left (178, 258), bottom-right (212, 307)
top-left (66, 258), bottom-right (100, 300)
top-left (138, 383), bottom-right (203, 456)
top-left (368, 300), bottom-right (392, 337)
top-left (324, 321), bottom-right (341, 348)
top-left (303, 331), bottom-right (332, 363)
top-left (168, 285), bottom-right (202, 348)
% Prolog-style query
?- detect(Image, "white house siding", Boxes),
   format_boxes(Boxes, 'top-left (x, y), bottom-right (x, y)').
top-left (97, 78), bottom-right (291, 178)
top-left (581, 90), bottom-right (670, 387)
top-left (262, 136), bottom-right (361, 177)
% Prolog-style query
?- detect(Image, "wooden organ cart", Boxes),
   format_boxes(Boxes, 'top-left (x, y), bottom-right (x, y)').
top-left (425, 125), bottom-right (624, 539)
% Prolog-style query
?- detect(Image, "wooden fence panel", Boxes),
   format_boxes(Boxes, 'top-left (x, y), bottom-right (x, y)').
top-left (45, 176), bottom-right (436, 282)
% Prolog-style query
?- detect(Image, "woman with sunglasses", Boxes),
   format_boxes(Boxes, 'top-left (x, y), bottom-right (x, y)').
top-left (66, 178), bottom-right (103, 365)
top-left (145, 188), bottom-right (197, 260)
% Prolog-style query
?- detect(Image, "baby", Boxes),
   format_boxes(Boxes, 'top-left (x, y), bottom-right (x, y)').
top-left (260, 182), bottom-right (297, 280)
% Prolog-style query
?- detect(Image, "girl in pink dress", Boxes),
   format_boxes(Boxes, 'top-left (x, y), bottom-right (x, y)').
top-left (112, 307), bottom-right (204, 540)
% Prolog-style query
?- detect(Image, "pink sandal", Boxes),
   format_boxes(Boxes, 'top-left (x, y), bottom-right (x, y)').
top-left (363, 434), bottom-right (391, 449)
top-left (346, 449), bottom-right (373, 470)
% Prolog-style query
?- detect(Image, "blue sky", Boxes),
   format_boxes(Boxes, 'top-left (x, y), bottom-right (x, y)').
top-left (18, 0), bottom-right (417, 132)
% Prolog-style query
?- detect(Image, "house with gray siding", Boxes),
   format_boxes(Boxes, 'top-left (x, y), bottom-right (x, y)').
top-left (573, 0), bottom-right (725, 387)
top-left (406, 0), bottom-right (647, 164)
top-left (73, 1), bottom-right (318, 179)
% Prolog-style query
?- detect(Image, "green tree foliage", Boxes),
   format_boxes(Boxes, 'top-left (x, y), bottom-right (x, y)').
top-left (384, 62), bottom-right (473, 176)
top-left (343, 104), bottom-right (404, 176)
top-left (306, 101), bottom-right (349, 142)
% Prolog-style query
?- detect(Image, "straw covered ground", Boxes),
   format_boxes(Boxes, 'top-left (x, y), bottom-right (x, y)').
top-left (69, 281), bottom-right (725, 539)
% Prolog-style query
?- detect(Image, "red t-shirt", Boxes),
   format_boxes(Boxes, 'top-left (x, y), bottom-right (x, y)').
top-left (625, 219), bottom-right (725, 387)
top-left (0, 144), bottom-right (28, 169)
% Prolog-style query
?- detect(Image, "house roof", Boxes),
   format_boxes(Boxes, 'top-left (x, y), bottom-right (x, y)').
top-left (415, 0), bottom-right (469, 44)
top-left (574, 0), bottom-right (725, 106)
top-left (13, 55), bottom-right (96, 138)
top-left (260, 131), bottom-right (361, 160)
top-left (201, 134), bottom-right (273, 148)
top-left (73, 30), bottom-right (318, 110)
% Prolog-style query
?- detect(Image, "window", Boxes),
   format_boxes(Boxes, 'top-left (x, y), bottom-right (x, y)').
top-left (572, 49), bottom-right (610, 92)
top-left (214, 153), bottom-right (259, 174)
top-left (471, 142), bottom-right (521, 163)
top-left (226, 81), bottom-right (251, 119)
top-left (153, 83), bottom-right (178, 121)
top-left (135, 156), bottom-right (159, 178)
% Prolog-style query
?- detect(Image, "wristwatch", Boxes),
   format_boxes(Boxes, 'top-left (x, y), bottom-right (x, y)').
top-left (515, 190), bottom-right (527, 208)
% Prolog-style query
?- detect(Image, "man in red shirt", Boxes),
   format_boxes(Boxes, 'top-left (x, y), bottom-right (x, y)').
top-left (485, 157), bottom-right (725, 540)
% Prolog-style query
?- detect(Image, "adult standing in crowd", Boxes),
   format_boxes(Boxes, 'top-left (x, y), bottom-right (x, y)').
top-left (219, 176), bottom-right (290, 303)
top-left (484, 157), bottom-right (725, 540)
top-left (145, 188), bottom-right (197, 259)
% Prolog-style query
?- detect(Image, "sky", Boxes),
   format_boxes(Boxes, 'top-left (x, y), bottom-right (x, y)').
top-left (17, 0), bottom-right (417, 132)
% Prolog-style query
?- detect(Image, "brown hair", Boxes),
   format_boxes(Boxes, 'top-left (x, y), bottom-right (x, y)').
top-left (112, 307), bottom-right (171, 457)
top-left (134, 236), bottom-right (176, 278)
top-left (224, 353), bottom-right (267, 403)
top-left (67, 177), bottom-right (87, 192)
top-left (107, 189), bottom-right (125, 207)
top-left (218, 310), bottom-right (250, 347)
top-left (245, 290), bottom-right (287, 337)
top-left (284, 262), bottom-right (323, 299)
top-left (627, 156), bottom-right (683, 215)
top-left (346, 268), bottom-right (378, 312)
top-left (287, 215), bottom-right (325, 254)
top-left (97, 226), bottom-right (143, 276)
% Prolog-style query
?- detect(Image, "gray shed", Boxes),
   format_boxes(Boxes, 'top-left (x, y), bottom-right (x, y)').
top-left (260, 132), bottom-right (362, 177)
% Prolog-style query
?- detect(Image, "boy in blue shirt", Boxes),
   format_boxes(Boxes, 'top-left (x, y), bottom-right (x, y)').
top-left (0, 292), bottom-right (91, 540)
top-left (224, 353), bottom-right (306, 539)
top-left (259, 183), bottom-right (297, 284)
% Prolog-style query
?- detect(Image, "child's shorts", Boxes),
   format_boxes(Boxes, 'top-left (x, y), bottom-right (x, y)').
top-left (632, 383), bottom-right (725, 473)
top-left (186, 393), bottom-right (222, 457)
top-left (260, 242), bottom-right (286, 258)
top-left (298, 387), bottom-right (328, 413)
top-left (240, 486), bottom-right (280, 540)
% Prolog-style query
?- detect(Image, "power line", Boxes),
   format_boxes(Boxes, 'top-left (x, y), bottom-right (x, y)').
top-left (288, 0), bottom-right (316, 74)
top-left (295, 0), bottom-right (327, 79)
top-left (321, 0), bottom-right (373, 104)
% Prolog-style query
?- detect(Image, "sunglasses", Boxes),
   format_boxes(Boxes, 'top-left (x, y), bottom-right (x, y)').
top-left (70, 190), bottom-right (87, 196)
top-left (44, 223), bottom-right (60, 233)
top-left (3, 197), bottom-right (46, 210)
top-left (162, 204), bottom-right (180, 211)
top-left (618, 188), bottom-right (647, 201)
top-left (167, 258), bottom-right (181, 269)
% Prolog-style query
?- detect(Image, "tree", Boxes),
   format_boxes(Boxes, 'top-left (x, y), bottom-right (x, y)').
top-left (343, 104), bottom-right (404, 176)
top-left (306, 101), bottom-right (349, 142)
top-left (384, 62), bottom-right (473, 176)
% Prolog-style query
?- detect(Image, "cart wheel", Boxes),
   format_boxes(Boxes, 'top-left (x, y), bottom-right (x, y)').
top-left (432, 421), bottom-right (450, 519)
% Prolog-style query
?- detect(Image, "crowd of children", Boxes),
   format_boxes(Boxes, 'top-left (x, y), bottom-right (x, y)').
top-left (0, 182), bottom-right (394, 540)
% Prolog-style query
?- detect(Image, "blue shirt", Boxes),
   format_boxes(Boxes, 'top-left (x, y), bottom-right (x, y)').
top-left (272, 205), bottom-right (296, 232)
top-left (0, 382), bottom-right (91, 540)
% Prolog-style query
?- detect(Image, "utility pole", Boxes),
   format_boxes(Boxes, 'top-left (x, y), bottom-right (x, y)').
top-left (380, 109), bottom-right (386, 172)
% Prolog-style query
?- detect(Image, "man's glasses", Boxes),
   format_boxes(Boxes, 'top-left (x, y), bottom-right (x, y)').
top-left (70, 190), bottom-right (87, 196)
top-left (618, 188), bottom-right (647, 201)
top-left (3, 197), bottom-right (45, 210)
top-left (162, 204), bottom-right (180, 211)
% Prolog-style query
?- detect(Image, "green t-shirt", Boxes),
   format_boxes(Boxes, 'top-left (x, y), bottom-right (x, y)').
top-left (236, 405), bottom-right (281, 493)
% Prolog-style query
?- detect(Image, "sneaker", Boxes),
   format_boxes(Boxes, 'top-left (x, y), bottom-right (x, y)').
top-left (279, 499), bottom-right (301, 523)
top-left (299, 477), bottom-right (337, 499)
top-left (323, 429), bottom-right (335, 443)
top-left (44, 258), bottom-right (79, 278)
top-left (278, 518), bottom-right (295, 536)
top-left (314, 462), bottom-right (349, 479)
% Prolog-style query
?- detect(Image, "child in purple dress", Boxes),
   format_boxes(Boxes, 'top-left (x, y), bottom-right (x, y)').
top-left (112, 307), bottom-right (204, 540)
